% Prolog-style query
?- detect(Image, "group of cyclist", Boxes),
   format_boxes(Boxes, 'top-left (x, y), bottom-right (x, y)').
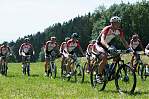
top-left (84, 16), bottom-right (149, 83)
top-left (0, 16), bottom-right (149, 81)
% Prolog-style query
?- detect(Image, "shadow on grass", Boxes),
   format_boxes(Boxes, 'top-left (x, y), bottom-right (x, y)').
top-left (6, 75), bottom-right (17, 78)
top-left (132, 91), bottom-right (149, 96)
top-left (99, 90), bottom-right (119, 94)
top-left (30, 74), bottom-right (40, 77)
top-left (101, 90), bottom-right (149, 96)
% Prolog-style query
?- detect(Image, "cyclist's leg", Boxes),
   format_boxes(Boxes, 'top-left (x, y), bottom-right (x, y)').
top-left (22, 56), bottom-right (26, 75)
top-left (27, 56), bottom-right (31, 76)
top-left (1, 57), bottom-right (5, 73)
top-left (133, 52), bottom-right (139, 71)
top-left (72, 53), bottom-right (78, 73)
top-left (44, 54), bottom-right (49, 76)
top-left (61, 55), bottom-right (65, 69)
top-left (130, 54), bottom-right (135, 68)
top-left (98, 53), bottom-right (108, 75)
top-left (86, 54), bottom-right (91, 72)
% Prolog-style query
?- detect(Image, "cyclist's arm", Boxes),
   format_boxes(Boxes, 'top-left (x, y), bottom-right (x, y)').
top-left (139, 40), bottom-right (145, 52)
top-left (120, 37), bottom-right (129, 49)
top-left (92, 44), bottom-right (97, 55)
top-left (59, 43), bottom-right (64, 54)
top-left (79, 47), bottom-right (84, 56)
top-left (100, 34), bottom-right (109, 48)
top-left (129, 39), bottom-right (134, 49)
top-left (7, 46), bottom-right (12, 55)
top-left (86, 45), bottom-right (90, 55)
top-left (76, 41), bottom-right (84, 56)
top-left (19, 44), bottom-right (23, 55)
top-left (45, 42), bottom-right (49, 53)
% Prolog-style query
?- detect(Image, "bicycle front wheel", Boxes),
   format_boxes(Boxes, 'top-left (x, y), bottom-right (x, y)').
top-left (115, 64), bottom-right (136, 94)
top-left (140, 64), bottom-right (148, 81)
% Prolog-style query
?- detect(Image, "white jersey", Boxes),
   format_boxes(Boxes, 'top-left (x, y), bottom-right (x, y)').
top-left (45, 41), bottom-right (57, 52)
top-left (19, 43), bottom-right (33, 55)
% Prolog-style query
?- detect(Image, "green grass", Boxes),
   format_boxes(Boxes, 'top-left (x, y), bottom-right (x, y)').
top-left (0, 55), bottom-right (149, 99)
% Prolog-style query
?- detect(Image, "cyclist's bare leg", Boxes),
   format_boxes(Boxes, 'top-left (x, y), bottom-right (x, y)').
top-left (131, 55), bottom-right (135, 68)
top-left (45, 59), bottom-right (49, 74)
top-left (61, 56), bottom-right (65, 71)
top-left (99, 54), bottom-right (107, 75)
top-left (66, 58), bottom-right (71, 73)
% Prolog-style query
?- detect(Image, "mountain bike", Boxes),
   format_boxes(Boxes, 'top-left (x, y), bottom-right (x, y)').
top-left (82, 56), bottom-right (94, 83)
top-left (22, 55), bottom-right (31, 76)
top-left (47, 54), bottom-right (57, 79)
top-left (90, 50), bottom-right (136, 94)
top-left (132, 52), bottom-right (149, 81)
top-left (63, 54), bottom-right (84, 83)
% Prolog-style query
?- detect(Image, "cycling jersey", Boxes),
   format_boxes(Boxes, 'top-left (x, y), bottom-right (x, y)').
top-left (67, 39), bottom-right (80, 53)
top-left (19, 43), bottom-right (33, 55)
top-left (45, 41), bottom-right (57, 52)
top-left (86, 44), bottom-right (94, 55)
top-left (0, 45), bottom-right (10, 56)
top-left (100, 25), bottom-right (124, 44)
top-left (60, 42), bottom-right (67, 53)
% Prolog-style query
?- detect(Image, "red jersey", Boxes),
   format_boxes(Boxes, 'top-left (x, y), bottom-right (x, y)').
top-left (67, 39), bottom-right (80, 52)
top-left (100, 25), bottom-right (124, 43)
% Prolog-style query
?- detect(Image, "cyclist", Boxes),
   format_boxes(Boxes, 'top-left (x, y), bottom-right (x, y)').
top-left (66, 33), bottom-right (84, 77)
top-left (44, 36), bottom-right (58, 76)
top-left (129, 34), bottom-right (144, 70)
top-left (60, 37), bottom-right (70, 75)
top-left (93, 16), bottom-right (129, 83)
top-left (0, 42), bottom-right (11, 75)
top-left (19, 38), bottom-right (35, 76)
top-left (145, 43), bottom-right (149, 56)
top-left (86, 40), bottom-right (96, 73)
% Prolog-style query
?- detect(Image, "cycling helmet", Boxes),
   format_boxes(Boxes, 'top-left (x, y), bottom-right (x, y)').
top-left (110, 16), bottom-right (121, 23)
top-left (24, 37), bottom-right (29, 42)
top-left (71, 33), bottom-right (80, 39)
top-left (91, 40), bottom-right (96, 44)
top-left (50, 36), bottom-right (56, 41)
top-left (132, 34), bottom-right (139, 39)
top-left (65, 37), bottom-right (70, 41)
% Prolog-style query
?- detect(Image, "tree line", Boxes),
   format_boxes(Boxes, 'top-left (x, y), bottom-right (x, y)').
top-left (6, 1), bottom-right (149, 62)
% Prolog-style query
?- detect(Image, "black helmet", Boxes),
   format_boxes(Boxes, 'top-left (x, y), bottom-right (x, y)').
top-left (71, 33), bottom-right (80, 39)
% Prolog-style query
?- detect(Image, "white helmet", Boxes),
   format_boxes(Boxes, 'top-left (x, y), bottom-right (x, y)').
top-left (110, 16), bottom-right (121, 23)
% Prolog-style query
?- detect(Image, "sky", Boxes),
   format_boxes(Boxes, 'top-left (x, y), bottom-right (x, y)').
top-left (0, 0), bottom-right (142, 43)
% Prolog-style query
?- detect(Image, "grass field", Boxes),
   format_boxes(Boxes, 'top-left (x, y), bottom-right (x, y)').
top-left (0, 55), bottom-right (149, 99)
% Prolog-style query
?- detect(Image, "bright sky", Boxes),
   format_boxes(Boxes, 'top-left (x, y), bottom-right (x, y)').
top-left (0, 0), bottom-right (141, 43)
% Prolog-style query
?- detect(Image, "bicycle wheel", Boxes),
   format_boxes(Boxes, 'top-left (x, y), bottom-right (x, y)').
top-left (49, 62), bottom-right (57, 79)
top-left (115, 64), bottom-right (136, 94)
top-left (82, 62), bottom-right (88, 83)
top-left (27, 63), bottom-right (30, 76)
top-left (140, 64), bottom-right (148, 81)
top-left (90, 64), bottom-right (106, 91)
top-left (53, 63), bottom-right (57, 79)
top-left (76, 64), bottom-right (84, 83)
